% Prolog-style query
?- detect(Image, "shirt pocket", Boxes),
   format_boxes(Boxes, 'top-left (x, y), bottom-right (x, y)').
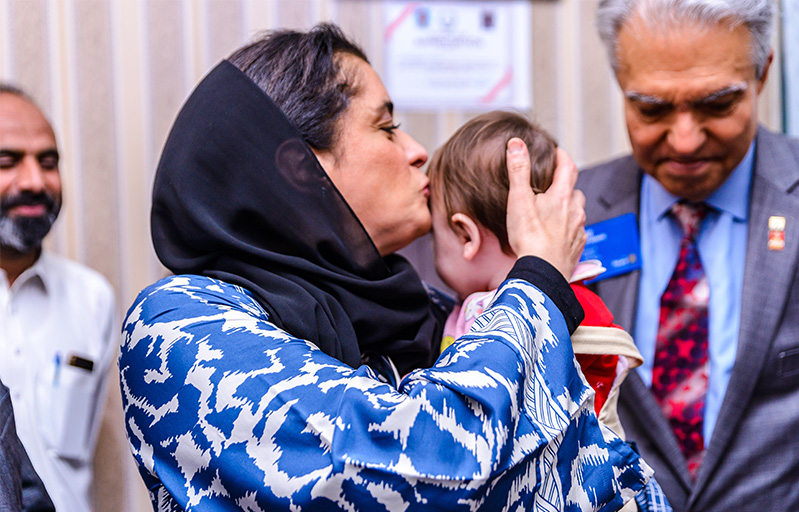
top-left (757, 344), bottom-right (799, 394)
top-left (35, 357), bottom-right (97, 461)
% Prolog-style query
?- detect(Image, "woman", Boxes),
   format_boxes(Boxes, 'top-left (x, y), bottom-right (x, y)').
top-left (120, 24), bottom-right (650, 511)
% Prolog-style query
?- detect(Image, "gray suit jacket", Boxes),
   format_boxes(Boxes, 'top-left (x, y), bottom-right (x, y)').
top-left (577, 126), bottom-right (799, 512)
top-left (0, 378), bottom-right (54, 512)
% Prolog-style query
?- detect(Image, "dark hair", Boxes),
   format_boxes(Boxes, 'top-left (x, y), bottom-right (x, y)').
top-left (0, 83), bottom-right (35, 103)
top-left (427, 110), bottom-right (557, 255)
top-left (228, 23), bottom-right (368, 151)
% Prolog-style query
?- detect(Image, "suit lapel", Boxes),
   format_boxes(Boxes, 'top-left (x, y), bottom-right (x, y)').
top-left (620, 372), bottom-right (695, 490)
top-left (589, 157), bottom-right (642, 332)
top-left (690, 128), bottom-right (799, 505)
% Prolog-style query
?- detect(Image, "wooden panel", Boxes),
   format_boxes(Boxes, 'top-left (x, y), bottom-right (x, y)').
top-left (206, 0), bottom-right (246, 65)
top-left (6, 0), bottom-right (50, 106)
top-left (276, 0), bottom-right (315, 29)
top-left (73, 0), bottom-right (121, 288)
top-left (579, 0), bottom-right (616, 165)
top-left (143, 0), bottom-right (192, 287)
top-left (759, 20), bottom-right (782, 132)
top-left (147, 0), bottom-right (191, 173)
top-left (531, 1), bottom-right (560, 142)
top-left (111, 0), bottom-right (151, 309)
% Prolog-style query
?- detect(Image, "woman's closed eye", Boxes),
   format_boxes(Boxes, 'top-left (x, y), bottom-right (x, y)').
top-left (381, 123), bottom-right (401, 136)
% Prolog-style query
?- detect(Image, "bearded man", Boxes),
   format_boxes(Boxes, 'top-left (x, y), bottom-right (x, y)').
top-left (0, 84), bottom-right (117, 512)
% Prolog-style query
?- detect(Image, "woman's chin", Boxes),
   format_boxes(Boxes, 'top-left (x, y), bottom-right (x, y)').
top-left (412, 216), bottom-right (433, 244)
top-left (379, 219), bottom-right (431, 256)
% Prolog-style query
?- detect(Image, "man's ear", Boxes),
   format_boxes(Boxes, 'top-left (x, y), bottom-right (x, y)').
top-left (757, 49), bottom-right (774, 94)
top-left (450, 213), bottom-right (482, 261)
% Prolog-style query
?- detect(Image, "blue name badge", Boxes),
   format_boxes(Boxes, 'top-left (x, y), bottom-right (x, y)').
top-left (579, 213), bottom-right (642, 283)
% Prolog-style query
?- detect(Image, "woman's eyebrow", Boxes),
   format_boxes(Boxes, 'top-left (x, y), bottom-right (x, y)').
top-left (373, 101), bottom-right (394, 120)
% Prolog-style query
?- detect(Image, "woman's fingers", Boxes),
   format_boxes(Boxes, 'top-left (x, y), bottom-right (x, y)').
top-left (549, 148), bottom-right (586, 268)
top-left (549, 148), bottom-right (579, 196)
top-left (506, 138), bottom-right (536, 258)
top-left (505, 139), bottom-right (586, 279)
top-left (506, 138), bottom-right (533, 186)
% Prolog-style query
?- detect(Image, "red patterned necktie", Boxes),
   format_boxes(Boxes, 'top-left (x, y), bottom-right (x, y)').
top-left (652, 201), bottom-right (711, 479)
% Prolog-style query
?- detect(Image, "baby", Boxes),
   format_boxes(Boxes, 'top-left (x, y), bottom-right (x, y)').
top-left (427, 110), bottom-right (642, 438)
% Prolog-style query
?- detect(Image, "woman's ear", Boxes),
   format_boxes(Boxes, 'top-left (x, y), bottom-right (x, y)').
top-left (450, 213), bottom-right (482, 261)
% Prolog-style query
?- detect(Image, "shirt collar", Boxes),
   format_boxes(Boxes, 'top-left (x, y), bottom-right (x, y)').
top-left (6, 252), bottom-right (50, 293)
top-left (645, 140), bottom-right (755, 222)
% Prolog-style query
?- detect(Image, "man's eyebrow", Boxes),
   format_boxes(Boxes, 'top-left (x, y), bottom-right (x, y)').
top-left (695, 82), bottom-right (748, 104)
top-left (625, 91), bottom-right (667, 105)
top-left (36, 149), bottom-right (60, 160)
top-left (625, 82), bottom-right (749, 106)
top-left (0, 149), bottom-right (24, 158)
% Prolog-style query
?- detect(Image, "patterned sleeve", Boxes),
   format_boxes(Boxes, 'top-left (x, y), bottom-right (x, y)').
top-left (120, 274), bottom-right (651, 511)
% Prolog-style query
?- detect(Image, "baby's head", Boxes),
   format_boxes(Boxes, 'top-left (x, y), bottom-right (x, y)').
top-left (427, 111), bottom-right (557, 300)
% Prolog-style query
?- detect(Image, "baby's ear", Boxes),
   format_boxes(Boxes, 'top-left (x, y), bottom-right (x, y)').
top-left (450, 213), bottom-right (482, 261)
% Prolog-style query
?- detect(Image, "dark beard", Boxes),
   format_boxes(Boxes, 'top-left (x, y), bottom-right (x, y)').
top-left (0, 191), bottom-right (61, 254)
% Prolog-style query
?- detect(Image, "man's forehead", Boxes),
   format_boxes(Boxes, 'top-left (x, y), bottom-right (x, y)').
top-left (615, 15), bottom-right (756, 73)
top-left (0, 94), bottom-right (57, 148)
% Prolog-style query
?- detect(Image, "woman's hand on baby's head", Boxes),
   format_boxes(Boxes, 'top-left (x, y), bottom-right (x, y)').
top-left (505, 139), bottom-right (586, 279)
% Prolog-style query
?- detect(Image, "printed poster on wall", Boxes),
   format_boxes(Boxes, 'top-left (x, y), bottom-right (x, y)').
top-left (383, 1), bottom-right (532, 110)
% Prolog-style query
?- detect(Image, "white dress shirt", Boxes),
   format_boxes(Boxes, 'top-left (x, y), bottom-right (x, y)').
top-left (0, 252), bottom-right (117, 512)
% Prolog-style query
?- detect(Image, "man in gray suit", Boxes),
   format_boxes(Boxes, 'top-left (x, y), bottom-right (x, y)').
top-left (577, 1), bottom-right (799, 511)
top-left (0, 377), bottom-right (54, 511)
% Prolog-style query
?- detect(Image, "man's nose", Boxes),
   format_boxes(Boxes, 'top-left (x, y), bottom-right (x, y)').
top-left (666, 111), bottom-right (707, 155)
top-left (15, 157), bottom-right (47, 193)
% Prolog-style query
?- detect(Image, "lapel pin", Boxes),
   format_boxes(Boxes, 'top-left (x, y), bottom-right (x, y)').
top-left (768, 216), bottom-right (785, 251)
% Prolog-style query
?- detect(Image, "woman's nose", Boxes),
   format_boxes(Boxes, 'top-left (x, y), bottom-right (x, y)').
top-left (400, 129), bottom-right (428, 168)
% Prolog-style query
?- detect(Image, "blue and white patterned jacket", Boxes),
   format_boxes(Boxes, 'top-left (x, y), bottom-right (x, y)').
top-left (120, 274), bottom-right (652, 511)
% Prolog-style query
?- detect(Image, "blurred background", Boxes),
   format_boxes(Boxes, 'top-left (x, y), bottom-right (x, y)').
top-left (0, 0), bottom-right (789, 509)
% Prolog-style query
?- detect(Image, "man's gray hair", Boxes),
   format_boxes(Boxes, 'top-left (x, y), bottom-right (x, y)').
top-left (596, 0), bottom-right (775, 78)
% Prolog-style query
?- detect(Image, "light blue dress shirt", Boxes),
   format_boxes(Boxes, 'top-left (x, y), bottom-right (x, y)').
top-left (634, 142), bottom-right (754, 442)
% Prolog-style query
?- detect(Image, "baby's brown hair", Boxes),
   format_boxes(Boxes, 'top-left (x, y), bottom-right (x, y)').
top-left (427, 111), bottom-right (557, 254)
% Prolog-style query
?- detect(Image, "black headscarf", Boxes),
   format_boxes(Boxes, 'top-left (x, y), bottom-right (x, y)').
top-left (151, 61), bottom-right (440, 374)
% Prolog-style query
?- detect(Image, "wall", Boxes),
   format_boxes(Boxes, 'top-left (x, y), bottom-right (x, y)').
top-left (0, 1), bottom-right (783, 510)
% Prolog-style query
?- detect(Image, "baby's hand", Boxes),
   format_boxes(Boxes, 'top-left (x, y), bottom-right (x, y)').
top-left (505, 138), bottom-right (586, 279)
